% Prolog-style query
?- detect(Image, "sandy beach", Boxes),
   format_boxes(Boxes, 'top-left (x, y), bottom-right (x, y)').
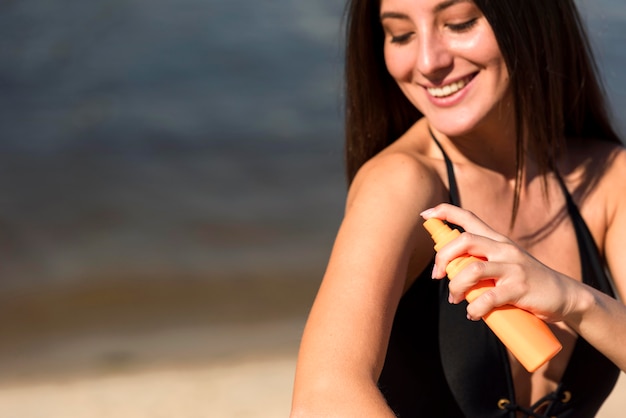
top-left (0, 278), bottom-right (623, 418)
top-left (0, 323), bottom-right (302, 418)
top-left (0, 276), bottom-right (312, 418)
top-left (1, 351), bottom-right (624, 418)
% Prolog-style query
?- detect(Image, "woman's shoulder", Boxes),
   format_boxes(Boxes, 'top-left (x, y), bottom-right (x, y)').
top-left (561, 137), bottom-right (626, 182)
top-left (347, 123), bottom-right (448, 211)
top-left (561, 137), bottom-right (626, 231)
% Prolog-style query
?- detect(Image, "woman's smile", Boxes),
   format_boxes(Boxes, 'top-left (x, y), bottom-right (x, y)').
top-left (425, 73), bottom-right (476, 98)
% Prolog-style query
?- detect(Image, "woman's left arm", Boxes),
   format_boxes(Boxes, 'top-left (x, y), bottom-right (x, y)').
top-left (593, 147), bottom-right (626, 369)
top-left (422, 202), bottom-right (626, 371)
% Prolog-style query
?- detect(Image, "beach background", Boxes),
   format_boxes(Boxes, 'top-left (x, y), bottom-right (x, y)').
top-left (0, 0), bottom-right (624, 416)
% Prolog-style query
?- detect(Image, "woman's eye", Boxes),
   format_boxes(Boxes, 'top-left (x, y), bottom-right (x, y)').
top-left (390, 33), bottom-right (413, 44)
top-left (447, 18), bottom-right (478, 32)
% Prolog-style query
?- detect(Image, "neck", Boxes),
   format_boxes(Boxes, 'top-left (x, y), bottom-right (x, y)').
top-left (427, 90), bottom-right (527, 179)
top-left (430, 123), bottom-right (521, 180)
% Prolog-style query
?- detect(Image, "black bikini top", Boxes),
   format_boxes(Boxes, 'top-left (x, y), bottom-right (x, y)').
top-left (376, 133), bottom-right (619, 417)
top-left (431, 132), bottom-right (620, 417)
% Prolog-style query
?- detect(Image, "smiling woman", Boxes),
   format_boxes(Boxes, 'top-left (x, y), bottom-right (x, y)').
top-left (290, 0), bottom-right (626, 417)
top-left (380, 0), bottom-right (510, 139)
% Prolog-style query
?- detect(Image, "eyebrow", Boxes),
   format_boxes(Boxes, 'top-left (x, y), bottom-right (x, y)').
top-left (380, 0), bottom-right (471, 21)
top-left (379, 11), bottom-right (409, 21)
top-left (434, 0), bottom-right (471, 13)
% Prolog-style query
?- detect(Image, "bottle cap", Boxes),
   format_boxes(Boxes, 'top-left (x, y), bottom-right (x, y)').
top-left (423, 218), bottom-right (460, 251)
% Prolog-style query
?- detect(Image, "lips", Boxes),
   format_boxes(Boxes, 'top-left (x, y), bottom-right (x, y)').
top-left (426, 74), bottom-right (476, 98)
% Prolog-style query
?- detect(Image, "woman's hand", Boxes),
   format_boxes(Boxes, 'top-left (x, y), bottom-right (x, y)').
top-left (420, 203), bottom-right (587, 323)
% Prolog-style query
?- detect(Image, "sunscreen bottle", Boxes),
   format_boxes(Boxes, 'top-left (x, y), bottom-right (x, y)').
top-left (423, 218), bottom-right (562, 373)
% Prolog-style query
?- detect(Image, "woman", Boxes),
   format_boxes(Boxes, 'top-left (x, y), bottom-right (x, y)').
top-left (291, 0), bottom-right (626, 417)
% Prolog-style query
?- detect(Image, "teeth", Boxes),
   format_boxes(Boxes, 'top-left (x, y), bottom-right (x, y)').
top-left (427, 77), bottom-right (471, 98)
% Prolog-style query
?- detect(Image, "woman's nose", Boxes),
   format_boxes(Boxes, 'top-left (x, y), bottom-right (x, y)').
top-left (415, 33), bottom-right (453, 79)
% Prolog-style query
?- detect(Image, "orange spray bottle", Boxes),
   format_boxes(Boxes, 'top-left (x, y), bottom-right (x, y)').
top-left (423, 218), bottom-right (562, 373)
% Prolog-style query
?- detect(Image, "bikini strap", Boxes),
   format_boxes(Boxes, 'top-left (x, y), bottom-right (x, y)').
top-left (429, 128), bottom-right (461, 206)
top-left (554, 174), bottom-right (616, 296)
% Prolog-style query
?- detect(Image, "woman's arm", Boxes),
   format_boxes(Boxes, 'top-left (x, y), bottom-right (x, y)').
top-left (591, 147), bottom-right (626, 367)
top-left (290, 153), bottom-right (445, 417)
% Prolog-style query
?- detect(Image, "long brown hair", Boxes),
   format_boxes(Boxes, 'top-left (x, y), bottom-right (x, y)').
top-left (343, 0), bottom-right (621, 214)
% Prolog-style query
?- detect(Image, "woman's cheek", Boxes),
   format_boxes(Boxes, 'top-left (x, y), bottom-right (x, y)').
top-left (385, 49), bottom-right (416, 82)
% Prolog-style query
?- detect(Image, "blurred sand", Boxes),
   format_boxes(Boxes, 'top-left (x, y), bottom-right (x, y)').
top-left (0, 279), bottom-right (624, 418)
top-left (0, 277), bottom-right (314, 418)
top-left (0, 353), bottom-right (623, 418)
top-left (0, 327), bottom-right (300, 418)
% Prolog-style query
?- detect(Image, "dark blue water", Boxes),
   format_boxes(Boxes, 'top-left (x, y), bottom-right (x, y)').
top-left (0, 0), bottom-right (624, 288)
top-left (0, 0), bottom-right (346, 153)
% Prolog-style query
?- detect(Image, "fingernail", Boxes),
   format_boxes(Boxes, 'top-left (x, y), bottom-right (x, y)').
top-left (420, 208), bottom-right (434, 218)
top-left (448, 293), bottom-right (454, 304)
top-left (431, 264), bottom-right (437, 279)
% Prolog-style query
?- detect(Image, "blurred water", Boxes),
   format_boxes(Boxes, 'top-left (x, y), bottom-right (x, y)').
top-left (0, 0), bottom-right (625, 289)
top-left (0, 0), bottom-right (346, 153)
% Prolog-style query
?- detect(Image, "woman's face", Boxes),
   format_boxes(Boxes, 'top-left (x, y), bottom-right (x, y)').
top-left (380, 0), bottom-right (512, 137)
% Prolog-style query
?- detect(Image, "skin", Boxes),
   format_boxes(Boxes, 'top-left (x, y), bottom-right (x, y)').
top-left (290, 0), bottom-right (626, 416)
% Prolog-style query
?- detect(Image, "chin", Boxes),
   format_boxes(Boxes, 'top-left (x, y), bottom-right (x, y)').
top-left (427, 117), bottom-right (483, 138)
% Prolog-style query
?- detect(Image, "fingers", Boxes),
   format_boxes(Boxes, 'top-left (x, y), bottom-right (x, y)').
top-left (421, 203), bottom-right (507, 242)
top-left (421, 204), bottom-right (570, 323)
top-left (446, 258), bottom-right (519, 302)
top-left (420, 204), bottom-right (516, 279)
top-left (430, 229), bottom-right (518, 280)
top-left (447, 260), bottom-right (528, 320)
top-left (447, 257), bottom-right (566, 322)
